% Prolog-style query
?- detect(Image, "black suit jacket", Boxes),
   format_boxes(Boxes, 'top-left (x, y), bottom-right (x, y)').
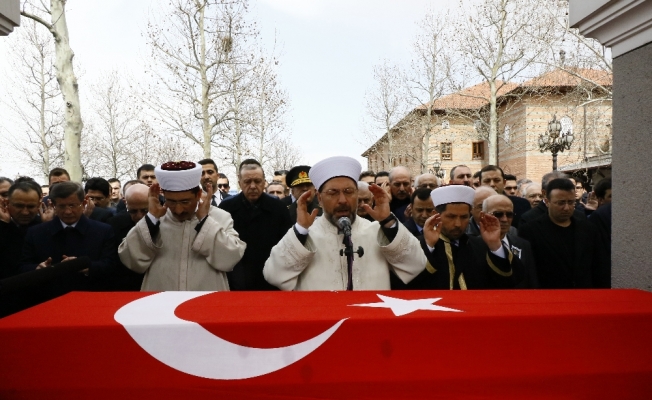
top-left (505, 233), bottom-right (538, 288)
top-left (19, 215), bottom-right (116, 295)
top-left (518, 214), bottom-right (609, 289)
top-left (401, 218), bottom-right (422, 238)
top-left (89, 207), bottom-right (115, 223)
top-left (219, 193), bottom-right (293, 290)
top-left (507, 195), bottom-right (531, 228)
top-left (107, 212), bottom-right (145, 291)
top-left (0, 216), bottom-right (42, 279)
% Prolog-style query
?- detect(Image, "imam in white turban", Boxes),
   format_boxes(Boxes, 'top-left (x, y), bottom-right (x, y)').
top-left (431, 185), bottom-right (475, 208)
top-left (309, 156), bottom-right (362, 191)
top-left (155, 161), bottom-right (202, 192)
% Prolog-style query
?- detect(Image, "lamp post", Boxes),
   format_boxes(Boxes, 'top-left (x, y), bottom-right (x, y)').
top-left (538, 114), bottom-right (574, 170)
top-left (432, 160), bottom-right (445, 179)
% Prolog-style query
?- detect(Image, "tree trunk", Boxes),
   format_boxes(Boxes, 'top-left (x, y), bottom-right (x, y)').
top-left (51, 0), bottom-right (83, 182)
top-left (488, 81), bottom-right (498, 165)
top-left (198, 3), bottom-right (211, 159)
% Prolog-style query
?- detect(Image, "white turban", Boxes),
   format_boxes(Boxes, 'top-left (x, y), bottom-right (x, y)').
top-left (431, 185), bottom-right (475, 208)
top-left (155, 162), bottom-right (202, 192)
top-left (309, 156), bottom-right (362, 191)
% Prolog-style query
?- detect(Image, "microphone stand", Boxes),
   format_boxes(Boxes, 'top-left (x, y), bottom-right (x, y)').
top-left (339, 227), bottom-right (364, 291)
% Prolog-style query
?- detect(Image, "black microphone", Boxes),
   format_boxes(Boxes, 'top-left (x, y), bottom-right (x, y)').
top-left (337, 217), bottom-right (352, 236)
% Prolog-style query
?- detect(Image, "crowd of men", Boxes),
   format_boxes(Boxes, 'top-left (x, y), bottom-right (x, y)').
top-left (0, 158), bottom-right (612, 317)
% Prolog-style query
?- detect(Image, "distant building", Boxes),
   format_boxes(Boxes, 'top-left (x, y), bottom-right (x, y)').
top-left (362, 68), bottom-right (612, 185)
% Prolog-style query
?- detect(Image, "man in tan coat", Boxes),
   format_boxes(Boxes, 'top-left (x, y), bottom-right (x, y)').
top-left (263, 156), bottom-right (426, 291)
top-left (119, 161), bottom-right (246, 291)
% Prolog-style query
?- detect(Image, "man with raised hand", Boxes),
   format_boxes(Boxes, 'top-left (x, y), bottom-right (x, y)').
top-left (119, 161), bottom-right (246, 291)
top-left (263, 156), bottom-right (426, 291)
top-left (401, 185), bottom-right (523, 290)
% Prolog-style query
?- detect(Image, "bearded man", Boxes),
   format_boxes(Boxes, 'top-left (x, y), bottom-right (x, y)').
top-left (263, 156), bottom-right (426, 291)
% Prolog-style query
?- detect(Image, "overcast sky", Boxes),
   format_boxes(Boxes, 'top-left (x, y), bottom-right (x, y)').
top-left (0, 0), bottom-right (449, 182)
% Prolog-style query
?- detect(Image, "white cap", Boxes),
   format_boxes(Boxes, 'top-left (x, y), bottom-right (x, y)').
top-left (155, 163), bottom-right (202, 192)
top-left (310, 156), bottom-right (362, 191)
top-left (431, 185), bottom-right (475, 208)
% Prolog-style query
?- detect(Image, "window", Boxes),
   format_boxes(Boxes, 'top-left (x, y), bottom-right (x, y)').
top-left (441, 142), bottom-right (452, 160)
top-left (472, 141), bottom-right (484, 160)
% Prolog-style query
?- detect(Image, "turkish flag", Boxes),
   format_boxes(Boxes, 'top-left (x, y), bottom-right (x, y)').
top-left (1, 289), bottom-right (652, 399)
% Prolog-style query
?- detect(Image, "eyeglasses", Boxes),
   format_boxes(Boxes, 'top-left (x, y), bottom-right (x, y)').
top-left (217, 184), bottom-right (229, 188)
top-left (391, 182), bottom-right (411, 188)
top-left (55, 203), bottom-right (83, 211)
top-left (164, 199), bottom-right (193, 207)
top-left (127, 208), bottom-right (148, 215)
top-left (323, 188), bottom-right (357, 198)
top-left (274, 170), bottom-right (288, 175)
top-left (490, 211), bottom-right (514, 219)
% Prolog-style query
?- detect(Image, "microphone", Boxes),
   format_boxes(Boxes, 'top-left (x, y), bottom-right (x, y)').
top-left (337, 217), bottom-right (352, 236)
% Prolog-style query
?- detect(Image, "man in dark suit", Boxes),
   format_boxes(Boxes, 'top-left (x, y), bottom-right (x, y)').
top-left (198, 158), bottom-right (231, 206)
top-left (483, 194), bottom-right (538, 288)
top-left (84, 177), bottom-right (116, 223)
top-left (519, 178), bottom-right (609, 289)
top-left (402, 188), bottom-right (436, 237)
top-left (465, 186), bottom-right (497, 236)
top-left (219, 159), bottom-right (293, 290)
top-left (20, 181), bottom-right (116, 297)
top-left (518, 171), bottom-right (586, 230)
top-left (479, 165), bottom-right (530, 228)
top-left (107, 183), bottom-right (149, 291)
top-left (0, 178), bottom-right (45, 279)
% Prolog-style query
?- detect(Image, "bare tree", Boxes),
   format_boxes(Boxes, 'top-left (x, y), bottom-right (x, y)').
top-left (450, 0), bottom-right (557, 164)
top-left (362, 61), bottom-right (413, 168)
top-left (81, 71), bottom-right (145, 180)
top-left (2, 18), bottom-right (64, 182)
top-left (143, 0), bottom-right (257, 158)
top-left (406, 10), bottom-right (454, 173)
top-left (20, 0), bottom-right (84, 181)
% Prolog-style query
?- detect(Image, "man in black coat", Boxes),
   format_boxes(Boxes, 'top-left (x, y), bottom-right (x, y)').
top-left (106, 183), bottom-right (149, 291)
top-left (519, 178), bottom-right (609, 289)
top-left (19, 181), bottom-right (116, 298)
top-left (479, 165), bottom-right (531, 228)
top-left (0, 178), bottom-right (46, 279)
top-left (482, 194), bottom-right (538, 288)
top-left (393, 185), bottom-right (523, 290)
top-left (401, 188), bottom-right (436, 238)
top-left (219, 159), bottom-right (293, 291)
top-left (518, 171), bottom-right (586, 230)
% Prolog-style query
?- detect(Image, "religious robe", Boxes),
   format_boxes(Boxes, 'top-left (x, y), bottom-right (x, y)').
top-left (118, 207), bottom-right (246, 291)
top-left (263, 216), bottom-right (427, 291)
top-left (395, 234), bottom-right (522, 290)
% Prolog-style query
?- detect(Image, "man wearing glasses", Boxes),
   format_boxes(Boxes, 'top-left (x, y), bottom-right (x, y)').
top-left (264, 156), bottom-right (426, 291)
top-left (482, 195), bottom-right (538, 288)
top-left (119, 161), bottom-right (245, 291)
top-left (19, 181), bottom-right (116, 296)
top-left (519, 178), bottom-right (609, 288)
top-left (0, 177), bottom-right (47, 279)
top-left (106, 183), bottom-right (150, 291)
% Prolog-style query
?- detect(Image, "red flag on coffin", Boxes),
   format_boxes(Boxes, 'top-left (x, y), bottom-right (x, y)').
top-left (1, 289), bottom-right (652, 400)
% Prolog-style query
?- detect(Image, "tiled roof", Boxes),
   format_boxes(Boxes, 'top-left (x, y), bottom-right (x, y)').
top-left (519, 67), bottom-right (612, 88)
top-left (417, 81), bottom-right (519, 111)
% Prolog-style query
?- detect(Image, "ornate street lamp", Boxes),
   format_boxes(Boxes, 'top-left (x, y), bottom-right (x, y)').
top-left (538, 114), bottom-right (574, 170)
top-left (432, 160), bottom-right (445, 179)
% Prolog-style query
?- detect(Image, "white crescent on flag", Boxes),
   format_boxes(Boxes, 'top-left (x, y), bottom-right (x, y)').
top-left (114, 291), bottom-right (346, 380)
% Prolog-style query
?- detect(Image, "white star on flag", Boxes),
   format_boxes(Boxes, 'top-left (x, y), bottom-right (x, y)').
top-left (349, 294), bottom-right (463, 316)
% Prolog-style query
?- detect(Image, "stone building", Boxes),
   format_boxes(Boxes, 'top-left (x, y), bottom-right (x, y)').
top-left (362, 68), bottom-right (612, 185)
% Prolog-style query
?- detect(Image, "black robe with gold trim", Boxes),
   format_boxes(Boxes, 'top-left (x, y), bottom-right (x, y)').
top-left (391, 233), bottom-right (523, 290)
